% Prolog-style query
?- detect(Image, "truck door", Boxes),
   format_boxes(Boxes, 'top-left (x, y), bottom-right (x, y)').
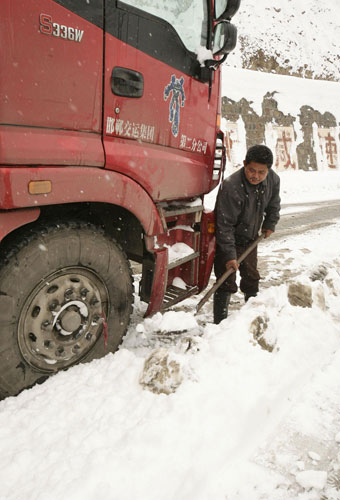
top-left (103, 0), bottom-right (220, 201)
top-left (0, 0), bottom-right (104, 167)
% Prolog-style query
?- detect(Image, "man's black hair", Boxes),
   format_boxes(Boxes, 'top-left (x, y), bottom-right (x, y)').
top-left (245, 145), bottom-right (273, 168)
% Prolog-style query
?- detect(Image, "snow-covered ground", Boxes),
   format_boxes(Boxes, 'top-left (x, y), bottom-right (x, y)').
top-left (1, 170), bottom-right (340, 500)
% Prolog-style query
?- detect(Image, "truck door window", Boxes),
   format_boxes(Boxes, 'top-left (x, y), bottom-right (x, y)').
top-left (120, 0), bottom-right (208, 53)
top-left (215, 0), bottom-right (228, 19)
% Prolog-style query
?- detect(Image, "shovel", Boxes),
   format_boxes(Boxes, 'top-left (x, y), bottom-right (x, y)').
top-left (195, 233), bottom-right (266, 313)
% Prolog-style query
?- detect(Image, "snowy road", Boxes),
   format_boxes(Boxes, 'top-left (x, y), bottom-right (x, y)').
top-left (275, 199), bottom-right (340, 240)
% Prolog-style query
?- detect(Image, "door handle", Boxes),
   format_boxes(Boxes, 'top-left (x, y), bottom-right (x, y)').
top-left (111, 67), bottom-right (144, 98)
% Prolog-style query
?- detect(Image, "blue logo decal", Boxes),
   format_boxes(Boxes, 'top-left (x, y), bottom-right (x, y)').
top-left (164, 75), bottom-right (185, 138)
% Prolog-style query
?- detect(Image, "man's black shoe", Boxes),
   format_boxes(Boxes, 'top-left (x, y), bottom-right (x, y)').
top-left (213, 291), bottom-right (231, 324)
top-left (244, 293), bottom-right (257, 302)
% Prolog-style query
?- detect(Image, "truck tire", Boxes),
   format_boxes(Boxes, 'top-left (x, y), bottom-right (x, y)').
top-left (0, 221), bottom-right (133, 399)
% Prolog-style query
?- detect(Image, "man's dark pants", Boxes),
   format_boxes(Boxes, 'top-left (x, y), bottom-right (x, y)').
top-left (213, 242), bottom-right (260, 324)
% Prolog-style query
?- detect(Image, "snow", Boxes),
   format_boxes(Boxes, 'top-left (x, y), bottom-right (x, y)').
top-left (227, 0), bottom-right (340, 81)
top-left (1, 171), bottom-right (340, 500)
top-left (138, 310), bottom-right (198, 335)
top-left (196, 46), bottom-right (213, 66)
top-left (222, 66), bottom-right (340, 121)
top-left (308, 451), bottom-right (321, 462)
top-left (170, 225), bottom-right (194, 232)
top-left (279, 171), bottom-right (340, 204)
top-left (166, 242), bottom-right (195, 263)
top-left (295, 470), bottom-right (328, 490)
top-left (172, 277), bottom-right (188, 290)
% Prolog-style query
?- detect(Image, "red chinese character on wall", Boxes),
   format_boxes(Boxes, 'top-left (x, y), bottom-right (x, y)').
top-left (324, 132), bottom-right (337, 169)
top-left (275, 130), bottom-right (296, 170)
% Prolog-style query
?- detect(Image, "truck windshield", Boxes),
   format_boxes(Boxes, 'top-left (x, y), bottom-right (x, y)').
top-left (121, 0), bottom-right (208, 53)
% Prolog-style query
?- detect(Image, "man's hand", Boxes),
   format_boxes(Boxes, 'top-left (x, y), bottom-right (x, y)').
top-left (226, 259), bottom-right (238, 272)
top-left (262, 229), bottom-right (273, 238)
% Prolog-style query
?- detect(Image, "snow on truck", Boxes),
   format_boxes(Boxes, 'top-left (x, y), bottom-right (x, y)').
top-left (0, 0), bottom-right (240, 398)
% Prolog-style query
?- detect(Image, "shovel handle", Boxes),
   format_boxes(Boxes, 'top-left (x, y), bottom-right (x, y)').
top-left (195, 233), bottom-right (265, 313)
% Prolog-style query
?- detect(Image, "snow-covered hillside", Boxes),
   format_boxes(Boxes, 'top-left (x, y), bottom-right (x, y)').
top-left (228, 0), bottom-right (340, 81)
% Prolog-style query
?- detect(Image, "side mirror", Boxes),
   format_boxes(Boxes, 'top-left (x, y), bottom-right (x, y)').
top-left (212, 21), bottom-right (237, 56)
top-left (215, 0), bottom-right (241, 21)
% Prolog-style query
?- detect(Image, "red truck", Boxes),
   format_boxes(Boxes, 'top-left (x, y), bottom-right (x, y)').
top-left (0, 0), bottom-right (240, 398)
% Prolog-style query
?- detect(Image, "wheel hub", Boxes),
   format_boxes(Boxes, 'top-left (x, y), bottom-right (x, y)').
top-left (60, 310), bottom-right (82, 333)
top-left (17, 267), bottom-right (109, 372)
top-left (53, 300), bottom-right (88, 336)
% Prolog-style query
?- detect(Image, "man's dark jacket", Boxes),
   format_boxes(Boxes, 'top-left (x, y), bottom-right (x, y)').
top-left (215, 167), bottom-right (281, 261)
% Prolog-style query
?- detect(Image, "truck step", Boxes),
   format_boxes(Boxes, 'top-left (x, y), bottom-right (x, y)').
top-left (167, 251), bottom-right (199, 270)
top-left (161, 284), bottom-right (198, 311)
top-left (157, 202), bottom-right (203, 224)
top-left (161, 204), bottom-right (203, 217)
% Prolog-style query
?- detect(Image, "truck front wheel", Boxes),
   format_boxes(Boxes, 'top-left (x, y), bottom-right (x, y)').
top-left (0, 221), bottom-right (133, 399)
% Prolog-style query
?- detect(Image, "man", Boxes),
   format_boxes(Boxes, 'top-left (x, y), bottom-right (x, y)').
top-left (213, 144), bottom-right (281, 324)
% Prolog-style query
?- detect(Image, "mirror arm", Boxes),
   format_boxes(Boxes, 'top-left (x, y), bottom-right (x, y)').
top-left (199, 53), bottom-right (229, 88)
top-left (219, 53), bottom-right (229, 65)
top-left (204, 53), bottom-right (228, 71)
top-left (204, 54), bottom-right (228, 102)
top-left (205, 59), bottom-right (219, 70)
